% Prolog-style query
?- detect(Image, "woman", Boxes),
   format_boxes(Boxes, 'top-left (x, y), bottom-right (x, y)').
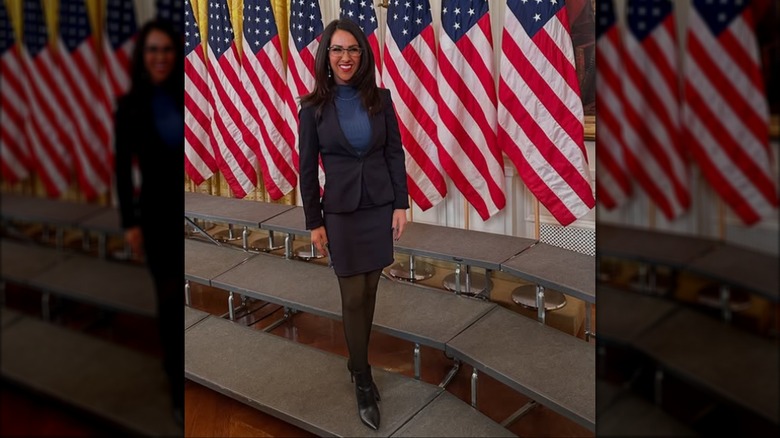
top-left (298, 19), bottom-right (409, 431)
top-left (113, 19), bottom-right (184, 426)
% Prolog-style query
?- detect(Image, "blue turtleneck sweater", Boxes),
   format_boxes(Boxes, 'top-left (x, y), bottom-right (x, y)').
top-left (152, 86), bottom-right (184, 149)
top-left (334, 85), bottom-right (371, 155)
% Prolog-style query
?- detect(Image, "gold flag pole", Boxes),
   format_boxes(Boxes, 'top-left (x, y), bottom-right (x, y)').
top-left (463, 199), bottom-right (470, 231)
top-left (534, 198), bottom-right (540, 240)
top-left (717, 196), bottom-right (726, 241)
top-left (648, 200), bottom-right (656, 230)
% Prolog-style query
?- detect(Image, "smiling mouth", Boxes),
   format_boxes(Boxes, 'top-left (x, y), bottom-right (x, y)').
top-left (338, 64), bottom-right (354, 72)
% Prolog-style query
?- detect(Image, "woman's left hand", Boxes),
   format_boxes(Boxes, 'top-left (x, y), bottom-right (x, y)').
top-left (392, 209), bottom-right (407, 241)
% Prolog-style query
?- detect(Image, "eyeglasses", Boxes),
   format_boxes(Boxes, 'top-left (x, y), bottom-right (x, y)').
top-left (328, 45), bottom-right (362, 57)
top-left (145, 45), bottom-right (174, 54)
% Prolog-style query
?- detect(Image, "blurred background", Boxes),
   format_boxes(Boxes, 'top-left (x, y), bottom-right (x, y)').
top-left (595, 0), bottom-right (778, 436)
top-left (1, 0), bottom-right (778, 437)
top-left (1, 1), bottom-right (185, 436)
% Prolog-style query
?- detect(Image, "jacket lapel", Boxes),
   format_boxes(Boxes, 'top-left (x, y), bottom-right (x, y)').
top-left (364, 108), bottom-right (383, 156)
top-left (323, 100), bottom-right (359, 157)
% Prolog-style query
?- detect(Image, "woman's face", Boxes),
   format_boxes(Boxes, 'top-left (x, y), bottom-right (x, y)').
top-left (144, 29), bottom-right (175, 85)
top-left (328, 29), bottom-right (361, 85)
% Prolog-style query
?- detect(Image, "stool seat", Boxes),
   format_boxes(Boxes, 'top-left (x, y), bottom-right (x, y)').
top-left (511, 284), bottom-right (567, 311)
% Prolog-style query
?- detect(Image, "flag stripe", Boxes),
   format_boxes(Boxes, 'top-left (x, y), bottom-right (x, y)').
top-left (596, 25), bottom-right (632, 205)
top-left (183, 0), bottom-right (216, 184)
top-left (687, 37), bottom-right (766, 143)
top-left (383, 0), bottom-right (447, 209)
top-left (498, 1), bottom-right (594, 226)
top-left (240, 3), bottom-right (298, 201)
top-left (620, 2), bottom-right (689, 219)
top-left (206, 47), bottom-right (258, 196)
top-left (436, 2), bottom-right (505, 220)
top-left (501, 30), bottom-right (584, 154)
top-left (684, 69), bottom-right (775, 203)
top-left (498, 77), bottom-right (593, 207)
top-left (22, 51), bottom-right (72, 195)
top-left (56, 38), bottom-right (111, 198)
top-left (683, 0), bottom-right (778, 225)
top-left (383, 40), bottom-right (447, 198)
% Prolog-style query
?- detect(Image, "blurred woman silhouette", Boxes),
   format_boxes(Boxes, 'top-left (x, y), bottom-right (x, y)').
top-left (113, 19), bottom-right (184, 426)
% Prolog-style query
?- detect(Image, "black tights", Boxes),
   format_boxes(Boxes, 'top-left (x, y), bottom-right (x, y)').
top-left (337, 269), bottom-right (382, 372)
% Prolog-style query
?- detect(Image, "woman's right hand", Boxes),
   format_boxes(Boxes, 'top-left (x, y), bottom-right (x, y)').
top-left (310, 226), bottom-right (329, 256)
top-left (124, 226), bottom-right (143, 256)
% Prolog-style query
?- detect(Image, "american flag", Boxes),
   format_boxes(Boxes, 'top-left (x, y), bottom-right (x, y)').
top-left (156, 0), bottom-right (185, 35)
top-left (340, 0), bottom-right (382, 84)
top-left (437, 0), bottom-right (505, 220)
top-left (595, 0), bottom-right (632, 209)
top-left (184, 0), bottom-right (216, 184)
top-left (0, 0), bottom-right (30, 184)
top-left (286, 0), bottom-right (324, 193)
top-left (206, 0), bottom-right (258, 198)
top-left (382, 0), bottom-right (447, 211)
top-left (286, 0), bottom-right (321, 103)
top-left (103, 0), bottom-right (137, 100)
top-left (18, 0), bottom-right (72, 197)
top-left (497, 0), bottom-right (594, 226)
top-left (57, 0), bottom-right (113, 200)
top-left (622, 0), bottom-right (689, 220)
top-left (240, 0), bottom-right (298, 200)
top-left (682, 0), bottom-right (777, 225)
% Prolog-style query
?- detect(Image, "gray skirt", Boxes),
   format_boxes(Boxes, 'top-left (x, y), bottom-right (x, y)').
top-left (324, 203), bottom-right (394, 277)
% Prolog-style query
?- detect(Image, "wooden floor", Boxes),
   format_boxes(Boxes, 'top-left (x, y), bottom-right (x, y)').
top-left (184, 281), bottom-right (596, 437)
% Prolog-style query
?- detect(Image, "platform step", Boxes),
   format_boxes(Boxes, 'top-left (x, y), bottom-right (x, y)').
top-left (597, 381), bottom-right (696, 436)
top-left (2, 238), bottom-right (156, 317)
top-left (0, 310), bottom-right (180, 436)
top-left (1, 239), bottom-right (69, 284)
top-left (27, 254), bottom-right (156, 317)
top-left (184, 305), bottom-right (209, 330)
top-left (391, 390), bottom-right (515, 437)
top-left (446, 306), bottom-right (595, 431)
top-left (185, 314), bottom-right (513, 437)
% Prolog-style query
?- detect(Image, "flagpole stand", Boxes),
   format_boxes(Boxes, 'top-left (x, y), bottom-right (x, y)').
top-left (387, 254), bottom-right (435, 282)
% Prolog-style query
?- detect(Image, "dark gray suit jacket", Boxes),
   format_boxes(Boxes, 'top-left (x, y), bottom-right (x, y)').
top-left (298, 88), bottom-right (409, 230)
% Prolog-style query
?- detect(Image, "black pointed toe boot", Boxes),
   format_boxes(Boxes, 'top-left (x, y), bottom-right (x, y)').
top-left (353, 369), bottom-right (380, 430)
top-left (348, 359), bottom-right (380, 401)
top-left (365, 366), bottom-right (381, 401)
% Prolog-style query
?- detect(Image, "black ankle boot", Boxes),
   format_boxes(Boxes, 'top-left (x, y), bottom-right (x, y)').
top-left (352, 369), bottom-right (380, 430)
top-left (347, 359), bottom-right (380, 401)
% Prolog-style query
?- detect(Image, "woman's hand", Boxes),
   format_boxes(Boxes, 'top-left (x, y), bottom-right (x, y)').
top-left (310, 226), bottom-right (329, 256)
top-left (124, 226), bottom-right (143, 256)
top-left (392, 209), bottom-right (407, 241)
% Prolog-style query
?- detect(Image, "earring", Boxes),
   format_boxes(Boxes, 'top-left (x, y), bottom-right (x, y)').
top-left (328, 66), bottom-right (332, 78)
